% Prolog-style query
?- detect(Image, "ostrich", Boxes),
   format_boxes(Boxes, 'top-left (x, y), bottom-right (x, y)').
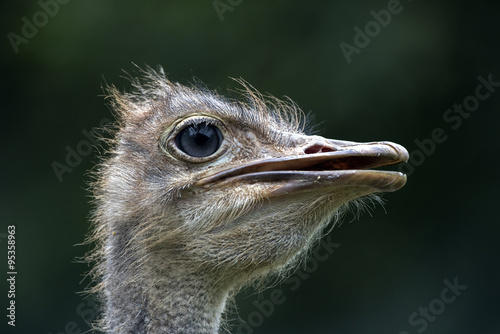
top-left (86, 67), bottom-right (408, 333)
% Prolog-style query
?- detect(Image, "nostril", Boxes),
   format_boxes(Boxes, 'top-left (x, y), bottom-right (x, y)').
top-left (304, 145), bottom-right (336, 154)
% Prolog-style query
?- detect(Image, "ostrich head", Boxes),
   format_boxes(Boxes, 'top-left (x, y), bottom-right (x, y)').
top-left (88, 67), bottom-right (408, 333)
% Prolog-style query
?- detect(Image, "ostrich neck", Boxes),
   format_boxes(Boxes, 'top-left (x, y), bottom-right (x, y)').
top-left (104, 244), bottom-right (229, 333)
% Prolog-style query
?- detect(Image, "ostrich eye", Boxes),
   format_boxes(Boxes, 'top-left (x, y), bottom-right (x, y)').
top-left (175, 122), bottom-right (223, 158)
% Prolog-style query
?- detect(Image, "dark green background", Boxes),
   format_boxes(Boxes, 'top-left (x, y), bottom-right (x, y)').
top-left (2, 0), bottom-right (499, 333)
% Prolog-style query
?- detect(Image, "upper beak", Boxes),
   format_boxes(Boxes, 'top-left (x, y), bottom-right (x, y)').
top-left (196, 138), bottom-right (409, 196)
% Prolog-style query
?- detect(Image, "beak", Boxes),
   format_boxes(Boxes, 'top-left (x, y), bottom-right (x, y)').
top-left (196, 138), bottom-right (409, 197)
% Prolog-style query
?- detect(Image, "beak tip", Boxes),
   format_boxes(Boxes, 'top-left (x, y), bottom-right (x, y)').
top-left (389, 172), bottom-right (407, 191)
top-left (383, 141), bottom-right (409, 163)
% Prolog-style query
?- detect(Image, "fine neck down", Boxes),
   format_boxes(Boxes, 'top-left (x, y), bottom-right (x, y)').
top-left (103, 239), bottom-right (231, 334)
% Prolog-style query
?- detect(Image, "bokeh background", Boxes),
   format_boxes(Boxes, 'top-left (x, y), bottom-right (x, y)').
top-left (2, 0), bottom-right (499, 333)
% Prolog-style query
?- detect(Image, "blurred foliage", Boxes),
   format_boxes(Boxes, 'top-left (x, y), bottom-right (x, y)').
top-left (1, 0), bottom-right (499, 333)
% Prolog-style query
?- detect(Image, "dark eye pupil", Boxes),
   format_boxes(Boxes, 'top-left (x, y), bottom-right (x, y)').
top-left (175, 122), bottom-right (223, 157)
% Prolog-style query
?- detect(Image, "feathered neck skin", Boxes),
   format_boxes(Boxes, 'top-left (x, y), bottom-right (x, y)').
top-left (104, 244), bottom-right (229, 333)
top-left (86, 67), bottom-right (408, 333)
